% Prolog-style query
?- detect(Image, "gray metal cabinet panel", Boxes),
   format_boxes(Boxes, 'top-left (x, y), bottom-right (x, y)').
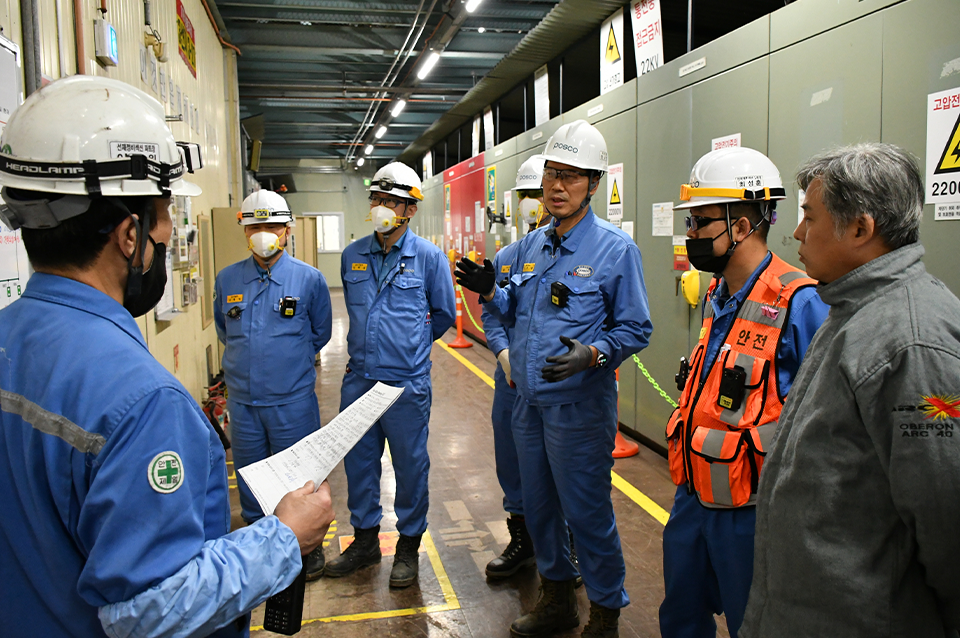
top-left (484, 137), bottom-right (518, 166)
top-left (563, 79), bottom-right (638, 125)
top-left (485, 153), bottom-right (519, 258)
top-left (517, 119), bottom-right (563, 153)
top-left (637, 16), bottom-right (769, 106)
top-left (768, 13), bottom-right (884, 271)
top-left (880, 0), bottom-right (960, 295)
top-left (770, 0), bottom-right (903, 51)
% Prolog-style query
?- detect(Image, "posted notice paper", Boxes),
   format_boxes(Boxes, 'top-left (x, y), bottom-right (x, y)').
top-left (238, 382), bottom-right (404, 515)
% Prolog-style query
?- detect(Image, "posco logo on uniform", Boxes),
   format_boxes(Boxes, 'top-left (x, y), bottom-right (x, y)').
top-left (553, 143), bottom-right (579, 153)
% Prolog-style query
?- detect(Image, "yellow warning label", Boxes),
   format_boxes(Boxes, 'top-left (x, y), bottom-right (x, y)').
top-left (501, 265), bottom-right (511, 273)
top-left (352, 263), bottom-right (368, 271)
top-left (609, 180), bottom-right (621, 205)
top-left (226, 294), bottom-right (243, 303)
top-left (605, 25), bottom-right (621, 64)
top-left (719, 395), bottom-right (733, 409)
top-left (523, 263), bottom-right (536, 272)
top-left (673, 245), bottom-right (687, 255)
top-left (935, 112), bottom-right (960, 174)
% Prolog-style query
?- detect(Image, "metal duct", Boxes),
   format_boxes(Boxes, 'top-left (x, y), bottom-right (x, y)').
top-left (395, 0), bottom-right (627, 163)
top-left (20, 0), bottom-right (41, 95)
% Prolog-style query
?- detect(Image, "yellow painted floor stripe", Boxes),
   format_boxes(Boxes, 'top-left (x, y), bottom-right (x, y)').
top-left (250, 530), bottom-right (458, 631)
top-left (435, 339), bottom-right (495, 389)
top-left (436, 337), bottom-right (669, 526)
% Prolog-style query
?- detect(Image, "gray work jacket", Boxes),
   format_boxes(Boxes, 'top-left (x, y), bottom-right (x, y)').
top-left (742, 244), bottom-right (960, 638)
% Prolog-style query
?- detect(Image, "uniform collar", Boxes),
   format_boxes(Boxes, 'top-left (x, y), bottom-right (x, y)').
top-left (22, 273), bottom-right (148, 350)
top-left (542, 208), bottom-right (595, 254)
top-left (242, 251), bottom-right (287, 284)
top-left (817, 243), bottom-right (926, 312)
top-left (366, 227), bottom-right (416, 258)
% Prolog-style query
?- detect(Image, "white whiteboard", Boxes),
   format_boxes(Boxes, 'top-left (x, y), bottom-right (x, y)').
top-left (0, 34), bottom-right (26, 310)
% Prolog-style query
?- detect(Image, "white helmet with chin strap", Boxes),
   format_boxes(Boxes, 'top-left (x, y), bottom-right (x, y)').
top-left (675, 146), bottom-right (786, 211)
top-left (0, 75), bottom-right (202, 231)
top-left (512, 156), bottom-right (545, 191)
top-left (369, 162), bottom-right (423, 201)
top-left (238, 189), bottom-right (295, 226)
top-left (540, 120), bottom-right (608, 175)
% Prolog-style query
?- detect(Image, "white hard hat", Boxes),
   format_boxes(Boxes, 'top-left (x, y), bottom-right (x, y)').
top-left (540, 120), bottom-right (608, 173)
top-left (238, 189), bottom-right (294, 226)
top-left (513, 156), bottom-right (544, 191)
top-left (675, 147), bottom-right (786, 210)
top-left (369, 162), bottom-right (423, 201)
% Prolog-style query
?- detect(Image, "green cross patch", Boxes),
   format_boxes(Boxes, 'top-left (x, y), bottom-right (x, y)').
top-left (148, 451), bottom-right (185, 494)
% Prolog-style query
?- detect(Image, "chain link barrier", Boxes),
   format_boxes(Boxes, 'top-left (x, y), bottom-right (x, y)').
top-left (455, 285), bottom-right (485, 334)
top-left (632, 354), bottom-right (679, 409)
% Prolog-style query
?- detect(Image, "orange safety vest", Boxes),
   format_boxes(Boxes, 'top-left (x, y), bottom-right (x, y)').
top-left (666, 254), bottom-right (816, 508)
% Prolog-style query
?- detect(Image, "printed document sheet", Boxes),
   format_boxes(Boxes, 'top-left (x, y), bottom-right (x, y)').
top-left (238, 382), bottom-right (403, 515)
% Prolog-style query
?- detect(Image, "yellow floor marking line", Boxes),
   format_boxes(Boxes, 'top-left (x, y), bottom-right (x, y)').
top-left (250, 530), bottom-right (458, 631)
top-left (437, 338), bottom-right (669, 526)
top-left (435, 339), bottom-right (495, 389)
top-left (611, 471), bottom-right (669, 526)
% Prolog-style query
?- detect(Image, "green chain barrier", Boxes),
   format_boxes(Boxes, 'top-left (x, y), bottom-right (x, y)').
top-left (632, 354), bottom-right (679, 409)
top-left (456, 285), bottom-right (485, 334)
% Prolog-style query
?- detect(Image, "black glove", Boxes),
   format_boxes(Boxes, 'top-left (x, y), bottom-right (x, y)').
top-left (455, 257), bottom-right (496, 296)
top-left (541, 336), bottom-right (594, 383)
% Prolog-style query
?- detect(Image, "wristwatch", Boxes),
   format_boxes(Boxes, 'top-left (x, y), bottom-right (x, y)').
top-left (595, 351), bottom-right (608, 369)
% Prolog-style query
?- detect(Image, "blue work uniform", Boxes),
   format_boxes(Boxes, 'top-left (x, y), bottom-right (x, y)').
top-left (480, 240), bottom-right (523, 515)
top-left (659, 252), bottom-right (829, 638)
top-left (484, 209), bottom-right (653, 609)
top-left (215, 251), bottom-right (332, 523)
top-left (0, 274), bottom-right (301, 638)
top-left (340, 228), bottom-right (456, 536)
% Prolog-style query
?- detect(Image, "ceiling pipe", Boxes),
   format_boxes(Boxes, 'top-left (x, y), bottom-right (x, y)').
top-left (199, 0), bottom-right (243, 55)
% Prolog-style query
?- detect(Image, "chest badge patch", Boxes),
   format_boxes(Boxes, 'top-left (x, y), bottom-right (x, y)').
top-left (226, 294), bottom-right (243, 303)
top-left (571, 265), bottom-right (594, 278)
top-left (523, 263), bottom-right (536, 272)
top-left (919, 395), bottom-right (960, 420)
top-left (148, 451), bottom-right (184, 494)
top-left (352, 263), bottom-right (368, 271)
top-left (501, 265), bottom-right (511, 273)
top-left (760, 305), bottom-right (780, 320)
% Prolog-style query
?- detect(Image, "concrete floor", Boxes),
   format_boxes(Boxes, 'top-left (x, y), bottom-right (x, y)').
top-left (227, 290), bottom-right (730, 638)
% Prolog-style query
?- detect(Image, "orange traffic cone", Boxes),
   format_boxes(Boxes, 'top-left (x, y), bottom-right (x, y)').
top-left (613, 369), bottom-right (639, 458)
top-left (449, 284), bottom-right (473, 349)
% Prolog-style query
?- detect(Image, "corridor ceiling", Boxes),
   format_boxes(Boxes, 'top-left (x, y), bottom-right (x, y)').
top-left (215, 0), bottom-right (564, 167)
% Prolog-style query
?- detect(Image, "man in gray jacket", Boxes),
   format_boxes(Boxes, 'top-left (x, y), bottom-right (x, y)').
top-left (741, 143), bottom-right (960, 637)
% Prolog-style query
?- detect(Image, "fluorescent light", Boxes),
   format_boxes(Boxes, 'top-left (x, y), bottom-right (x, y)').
top-left (391, 99), bottom-right (406, 117)
top-left (357, 157), bottom-right (365, 167)
top-left (417, 51), bottom-right (441, 80)
top-left (375, 126), bottom-right (387, 139)
top-left (465, 0), bottom-right (483, 12)
top-left (364, 144), bottom-right (374, 155)
top-left (477, 27), bottom-right (486, 33)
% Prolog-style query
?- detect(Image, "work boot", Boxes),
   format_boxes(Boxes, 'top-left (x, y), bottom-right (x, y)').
top-left (389, 533), bottom-right (422, 588)
top-left (324, 525), bottom-right (381, 578)
top-left (304, 546), bottom-right (325, 581)
top-left (580, 601), bottom-right (620, 637)
top-left (486, 515), bottom-right (536, 579)
top-left (509, 574), bottom-right (579, 637)
top-left (569, 527), bottom-right (583, 589)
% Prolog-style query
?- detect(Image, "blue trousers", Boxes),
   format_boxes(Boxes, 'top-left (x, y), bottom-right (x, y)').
top-left (512, 381), bottom-right (629, 610)
top-left (660, 486), bottom-right (757, 638)
top-left (229, 394), bottom-right (322, 523)
top-left (492, 366), bottom-right (523, 516)
top-left (341, 372), bottom-right (432, 537)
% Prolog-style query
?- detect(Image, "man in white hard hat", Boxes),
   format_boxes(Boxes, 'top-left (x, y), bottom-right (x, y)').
top-left (0, 75), bottom-right (334, 638)
top-left (457, 120), bottom-right (653, 638)
top-left (326, 162), bottom-right (455, 589)
top-left (660, 146), bottom-right (828, 638)
top-left (480, 155), bottom-right (552, 580)
top-left (214, 189), bottom-right (333, 580)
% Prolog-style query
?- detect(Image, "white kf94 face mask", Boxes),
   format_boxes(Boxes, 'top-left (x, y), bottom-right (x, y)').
top-left (249, 231), bottom-right (284, 258)
top-left (519, 197), bottom-right (545, 226)
top-left (370, 205), bottom-right (402, 234)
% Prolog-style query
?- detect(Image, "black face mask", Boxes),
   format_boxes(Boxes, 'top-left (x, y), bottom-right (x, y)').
top-left (686, 228), bottom-right (735, 273)
top-left (124, 237), bottom-right (168, 317)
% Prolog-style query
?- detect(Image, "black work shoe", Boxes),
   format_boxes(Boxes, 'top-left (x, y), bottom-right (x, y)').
top-left (324, 525), bottom-right (381, 578)
top-left (304, 547), bottom-right (325, 581)
top-left (389, 533), bottom-right (422, 588)
top-left (509, 574), bottom-right (579, 637)
top-left (581, 601), bottom-right (620, 637)
top-left (486, 515), bottom-right (536, 579)
top-left (569, 527), bottom-right (583, 589)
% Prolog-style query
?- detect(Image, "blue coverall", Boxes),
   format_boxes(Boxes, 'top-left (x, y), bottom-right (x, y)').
top-left (215, 252), bottom-right (332, 523)
top-left (480, 240), bottom-right (523, 515)
top-left (659, 253), bottom-right (829, 638)
top-left (0, 274), bottom-right (302, 638)
top-left (484, 210), bottom-right (653, 610)
top-left (340, 229), bottom-right (456, 537)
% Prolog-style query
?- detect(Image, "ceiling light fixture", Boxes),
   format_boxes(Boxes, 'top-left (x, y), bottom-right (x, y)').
top-left (465, 0), bottom-right (483, 12)
top-left (375, 126), bottom-right (388, 139)
top-left (477, 27), bottom-right (486, 33)
top-left (417, 51), bottom-right (441, 80)
top-left (391, 99), bottom-right (406, 117)
top-left (364, 144), bottom-right (374, 155)
top-left (357, 157), bottom-right (365, 167)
